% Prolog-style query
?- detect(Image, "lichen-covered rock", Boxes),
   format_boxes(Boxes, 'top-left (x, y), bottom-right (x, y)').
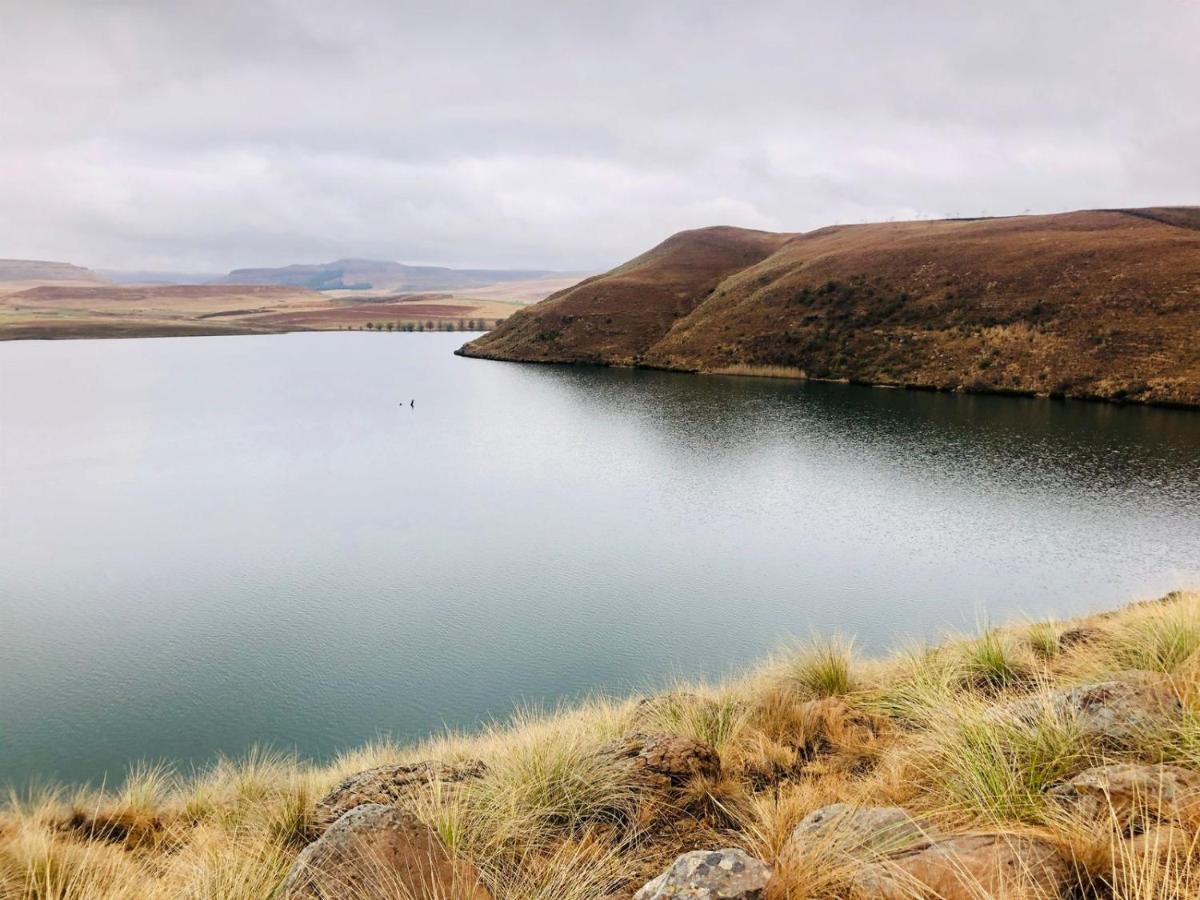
top-left (783, 804), bottom-right (934, 859)
top-left (1049, 763), bottom-right (1200, 827)
top-left (851, 833), bottom-right (1068, 900)
top-left (633, 849), bottom-right (772, 899)
top-left (281, 803), bottom-right (492, 900)
top-left (602, 733), bottom-right (721, 792)
top-left (309, 760), bottom-right (486, 836)
top-left (998, 672), bottom-right (1181, 746)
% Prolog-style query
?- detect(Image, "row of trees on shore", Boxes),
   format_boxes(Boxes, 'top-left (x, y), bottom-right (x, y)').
top-left (352, 319), bottom-right (504, 332)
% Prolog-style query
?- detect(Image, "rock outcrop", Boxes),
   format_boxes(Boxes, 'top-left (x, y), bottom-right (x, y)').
top-left (997, 672), bottom-right (1182, 746)
top-left (783, 804), bottom-right (934, 859)
top-left (281, 803), bottom-right (492, 900)
top-left (634, 849), bottom-right (772, 899)
top-left (1049, 762), bottom-right (1200, 827)
top-left (602, 732), bottom-right (722, 793)
top-left (309, 760), bottom-right (487, 836)
top-left (850, 833), bottom-right (1069, 900)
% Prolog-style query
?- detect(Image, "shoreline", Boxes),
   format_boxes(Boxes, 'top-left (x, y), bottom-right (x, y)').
top-left (456, 346), bottom-right (1200, 411)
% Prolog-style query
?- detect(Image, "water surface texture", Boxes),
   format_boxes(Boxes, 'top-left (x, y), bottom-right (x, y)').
top-left (3, 333), bottom-right (1199, 785)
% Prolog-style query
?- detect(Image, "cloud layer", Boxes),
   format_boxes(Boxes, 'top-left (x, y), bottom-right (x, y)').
top-left (2, 0), bottom-right (1197, 271)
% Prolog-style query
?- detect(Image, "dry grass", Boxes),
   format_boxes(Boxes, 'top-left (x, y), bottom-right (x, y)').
top-left (2, 592), bottom-right (1199, 898)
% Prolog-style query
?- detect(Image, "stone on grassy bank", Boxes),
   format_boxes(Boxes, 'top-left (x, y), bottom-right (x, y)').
top-left (633, 849), bottom-right (771, 899)
top-left (998, 672), bottom-right (1181, 746)
top-left (309, 760), bottom-right (487, 836)
top-left (603, 732), bottom-right (722, 793)
top-left (783, 804), bottom-right (934, 859)
top-left (1049, 762), bottom-right (1200, 827)
top-left (850, 833), bottom-right (1068, 900)
top-left (282, 803), bottom-right (492, 900)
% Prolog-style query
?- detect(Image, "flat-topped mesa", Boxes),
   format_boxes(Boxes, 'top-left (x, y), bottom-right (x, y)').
top-left (0, 258), bottom-right (109, 284)
top-left (459, 208), bottom-right (1200, 408)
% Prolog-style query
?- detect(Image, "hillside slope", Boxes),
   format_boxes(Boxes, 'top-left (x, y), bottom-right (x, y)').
top-left (459, 209), bottom-right (1200, 407)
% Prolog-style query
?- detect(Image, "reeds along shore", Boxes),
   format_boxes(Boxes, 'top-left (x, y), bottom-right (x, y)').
top-left (3, 590), bottom-right (1200, 899)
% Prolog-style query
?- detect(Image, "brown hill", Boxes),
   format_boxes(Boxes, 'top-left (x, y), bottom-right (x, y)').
top-left (458, 208), bottom-right (1200, 407)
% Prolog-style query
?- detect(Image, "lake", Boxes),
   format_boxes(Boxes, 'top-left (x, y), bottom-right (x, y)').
top-left (2, 332), bottom-right (1199, 787)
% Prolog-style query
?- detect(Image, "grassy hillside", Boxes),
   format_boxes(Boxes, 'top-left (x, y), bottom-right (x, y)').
top-left (3, 590), bottom-right (1199, 898)
top-left (459, 209), bottom-right (1200, 408)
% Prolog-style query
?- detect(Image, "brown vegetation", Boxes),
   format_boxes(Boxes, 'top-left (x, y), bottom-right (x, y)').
top-left (460, 208), bottom-right (1200, 407)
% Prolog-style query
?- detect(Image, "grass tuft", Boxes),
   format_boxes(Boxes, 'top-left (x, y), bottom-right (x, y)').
top-left (1109, 596), bottom-right (1200, 674)
top-left (787, 636), bottom-right (857, 699)
top-left (923, 695), bottom-right (1086, 823)
top-left (1026, 620), bottom-right (1061, 660)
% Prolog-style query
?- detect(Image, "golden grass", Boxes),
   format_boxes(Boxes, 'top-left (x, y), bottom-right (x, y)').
top-left (2, 592), bottom-right (1199, 899)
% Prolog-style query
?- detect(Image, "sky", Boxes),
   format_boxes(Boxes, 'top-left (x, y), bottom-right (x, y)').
top-left (1, 0), bottom-right (1198, 273)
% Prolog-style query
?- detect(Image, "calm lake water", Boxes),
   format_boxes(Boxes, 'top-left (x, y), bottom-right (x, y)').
top-left (2, 332), bottom-right (1199, 786)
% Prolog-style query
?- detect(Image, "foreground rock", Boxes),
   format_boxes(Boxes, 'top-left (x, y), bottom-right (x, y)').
top-left (851, 833), bottom-right (1068, 900)
top-left (309, 760), bottom-right (487, 836)
top-left (783, 804), bottom-right (934, 859)
top-left (1049, 763), bottom-right (1200, 827)
top-left (634, 849), bottom-right (772, 899)
top-left (602, 732), bottom-right (721, 794)
top-left (282, 803), bottom-right (492, 900)
top-left (998, 673), bottom-right (1181, 746)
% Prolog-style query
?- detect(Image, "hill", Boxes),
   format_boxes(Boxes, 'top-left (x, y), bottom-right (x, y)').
top-left (0, 258), bottom-right (109, 287)
top-left (459, 208), bottom-right (1200, 407)
top-left (217, 258), bottom-right (572, 292)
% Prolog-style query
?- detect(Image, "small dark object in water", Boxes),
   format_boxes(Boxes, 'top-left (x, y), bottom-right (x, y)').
top-left (410, 399), bottom-right (415, 408)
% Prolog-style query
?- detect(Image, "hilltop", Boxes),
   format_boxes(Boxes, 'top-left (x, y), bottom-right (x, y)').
top-left (459, 208), bottom-right (1200, 408)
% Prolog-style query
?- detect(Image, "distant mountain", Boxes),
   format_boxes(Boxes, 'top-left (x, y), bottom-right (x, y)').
top-left (460, 207), bottom-right (1200, 408)
top-left (98, 269), bottom-right (223, 285)
top-left (0, 259), bottom-right (108, 284)
top-left (216, 258), bottom-right (568, 292)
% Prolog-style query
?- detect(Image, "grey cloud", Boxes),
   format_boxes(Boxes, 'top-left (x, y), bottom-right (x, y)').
top-left (0, 0), bottom-right (1197, 271)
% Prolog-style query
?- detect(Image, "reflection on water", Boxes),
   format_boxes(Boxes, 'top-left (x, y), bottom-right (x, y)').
top-left (1, 332), bottom-right (1198, 786)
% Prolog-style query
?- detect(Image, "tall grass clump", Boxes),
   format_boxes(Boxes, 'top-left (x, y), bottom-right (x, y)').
top-left (1026, 620), bottom-right (1061, 660)
top-left (923, 697), bottom-right (1087, 823)
top-left (481, 838), bottom-right (631, 900)
top-left (464, 715), bottom-right (639, 857)
top-left (959, 628), bottom-right (1031, 692)
top-left (638, 689), bottom-right (750, 757)
top-left (786, 635), bottom-right (857, 698)
top-left (1109, 596), bottom-right (1200, 674)
top-left (859, 644), bottom-right (962, 727)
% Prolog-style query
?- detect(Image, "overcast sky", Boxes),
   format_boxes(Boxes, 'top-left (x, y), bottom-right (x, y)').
top-left (1, 0), bottom-right (1197, 272)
